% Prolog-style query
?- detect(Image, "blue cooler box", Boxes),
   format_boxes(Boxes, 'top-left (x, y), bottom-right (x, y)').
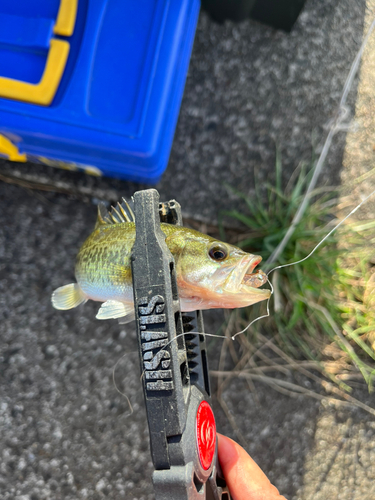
top-left (0, 0), bottom-right (200, 183)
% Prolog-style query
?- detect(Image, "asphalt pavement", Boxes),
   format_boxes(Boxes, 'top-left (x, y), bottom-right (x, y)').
top-left (1, 1), bottom-right (375, 499)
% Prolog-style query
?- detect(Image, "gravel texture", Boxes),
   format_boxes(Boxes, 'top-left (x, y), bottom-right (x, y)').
top-left (1, 185), bottom-right (374, 499)
top-left (1, 0), bottom-right (375, 499)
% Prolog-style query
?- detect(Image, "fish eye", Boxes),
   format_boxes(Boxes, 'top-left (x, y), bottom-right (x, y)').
top-left (209, 243), bottom-right (228, 261)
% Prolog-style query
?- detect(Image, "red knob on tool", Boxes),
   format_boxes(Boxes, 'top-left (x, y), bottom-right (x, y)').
top-left (196, 401), bottom-right (216, 470)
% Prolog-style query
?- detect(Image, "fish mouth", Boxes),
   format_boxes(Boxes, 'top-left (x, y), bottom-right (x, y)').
top-left (213, 253), bottom-right (271, 299)
top-left (241, 256), bottom-right (267, 288)
top-left (237, 255), bottom-right (270, 297)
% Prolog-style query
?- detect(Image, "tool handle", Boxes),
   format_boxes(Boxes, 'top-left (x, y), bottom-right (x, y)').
top-left (131, 189), bottom-right (231, 500)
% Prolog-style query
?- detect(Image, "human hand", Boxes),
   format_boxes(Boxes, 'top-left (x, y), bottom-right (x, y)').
top-left (217, 434), bottom-right (287, 500)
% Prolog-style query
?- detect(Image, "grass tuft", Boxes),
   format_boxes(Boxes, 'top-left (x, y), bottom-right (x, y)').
top-left (220, 158), bottom-right (375, 391)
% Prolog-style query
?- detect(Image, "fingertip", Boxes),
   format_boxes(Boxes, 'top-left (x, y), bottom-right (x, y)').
top-left (217, 434), bottom-right (240, 469)
top-left (217, 433), bottom-right (286, 500)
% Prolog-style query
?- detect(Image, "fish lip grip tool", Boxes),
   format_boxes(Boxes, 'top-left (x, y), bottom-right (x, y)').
top-left (131, 189), bottom-right (231, 500)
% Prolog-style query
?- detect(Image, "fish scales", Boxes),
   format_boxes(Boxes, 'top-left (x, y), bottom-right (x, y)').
top-left (52, 202), bottom-right (271, 322)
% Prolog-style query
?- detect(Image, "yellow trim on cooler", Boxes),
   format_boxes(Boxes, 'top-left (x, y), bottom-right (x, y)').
top-left (0, 39), bottom-right (70, 106)
top-left (54, 0), bottom-right (78, 37)
top-left (0, 135), bottom-right (27, 162)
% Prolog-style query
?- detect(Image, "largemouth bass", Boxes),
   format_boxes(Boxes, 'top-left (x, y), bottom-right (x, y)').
top-left (52, 200), bottom-right (270, 322)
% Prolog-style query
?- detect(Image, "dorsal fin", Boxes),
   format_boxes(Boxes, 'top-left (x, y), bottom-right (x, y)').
top-left (110, 198), bottom-right (135, 223)
top-left (95, 198), bottom-right (135, 229)
top-left (95, 203), bottom-right (111, 229)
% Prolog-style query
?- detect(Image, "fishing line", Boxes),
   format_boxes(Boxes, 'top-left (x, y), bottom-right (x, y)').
top-left (266, 15), bottom-right (375, 266)
top-left (231, 16), bottom-right (375, 338)
top-left (209, 188), bottom-right (373, 341)
top-left (112, 351), bottom-right (135, 417)
top-left (126, 14), bottom-right (375, 392)
top-left (139, 329), bottom-right (235, 384)
top-left (267, 188), bottom-right (375, 276)
top-left (125, 162), bottom-right (375, 397)
top-left (121, 201), bottom-right (375, 393)
top-left (139, 185), bottom-right (375, 373)
top-left (231, 279), bottom-right (273, 340)
top-left (230, 187), bottom-right (375, 340)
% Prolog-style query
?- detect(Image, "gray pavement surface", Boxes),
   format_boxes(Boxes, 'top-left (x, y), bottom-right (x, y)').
top-left (1, 0), bottom-right (375, 499)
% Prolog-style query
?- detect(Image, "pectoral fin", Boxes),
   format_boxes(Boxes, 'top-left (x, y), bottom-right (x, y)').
top-left (52, 284), bottom-right (87, 310)
top-left (96, 300), bottom-right (134, 322)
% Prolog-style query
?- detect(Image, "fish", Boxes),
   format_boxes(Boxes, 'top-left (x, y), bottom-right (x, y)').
top-left (52, 199), bottom-right (271, 323)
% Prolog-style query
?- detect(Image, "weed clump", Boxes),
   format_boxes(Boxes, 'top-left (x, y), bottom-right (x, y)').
top-left (220, 156), bottom-right (375, 391)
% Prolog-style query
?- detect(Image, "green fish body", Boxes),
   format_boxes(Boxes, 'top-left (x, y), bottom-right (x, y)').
top-left (52, 201), bottom-right (270, 322)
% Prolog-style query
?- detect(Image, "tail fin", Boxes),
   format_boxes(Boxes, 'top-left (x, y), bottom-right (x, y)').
top-left (52, 283), bottom-right (87, 310)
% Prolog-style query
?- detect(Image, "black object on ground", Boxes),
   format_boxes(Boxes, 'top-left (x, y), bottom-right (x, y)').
top-left (202, 0), bottom-right (308, 31)
top-left (201, 0), bottom-right (257, 23)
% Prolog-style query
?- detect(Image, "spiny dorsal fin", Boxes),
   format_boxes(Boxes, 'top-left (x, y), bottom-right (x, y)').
top-left (95, 199), bottom-right (135, 229)
top-left (108, 198), bottom-right (135, 223)
top-left (116, 198), bottom-right (135, 222)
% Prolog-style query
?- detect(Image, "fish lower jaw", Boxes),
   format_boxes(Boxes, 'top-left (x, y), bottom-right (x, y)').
top-left (180, 288), bottom-right (270, 311)
top-left (238, 285), bottom-right (271, 297)
top-left (222, 289), bottom-right (271, 308)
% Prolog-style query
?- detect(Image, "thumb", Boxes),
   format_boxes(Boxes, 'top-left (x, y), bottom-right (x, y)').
top-left (217, 434), bottom-right (287, 500)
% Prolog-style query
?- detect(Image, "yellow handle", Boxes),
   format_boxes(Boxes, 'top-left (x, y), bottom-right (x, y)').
top-left (0, 0), bottom-right (78, 105)
top-left (54, 0), bottom-right (78, 37)
top-left (0, 39), bottom-right (70, 106)
top-left (0, 135), bottom-right (27, 162)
